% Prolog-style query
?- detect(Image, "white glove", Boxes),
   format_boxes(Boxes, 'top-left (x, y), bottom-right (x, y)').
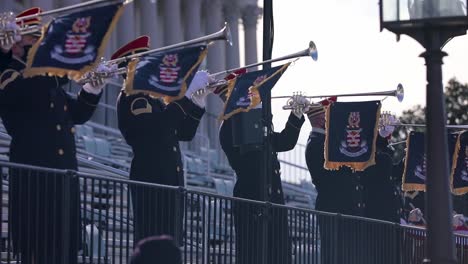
top-left (186, 70), bottom-right (211, 108)
top-left (1, 22), bottom-right (21, 51)
top-left (453, 214), bottom-right (465, 228)
top-left (408, 208), bottom-right (424, 223)
top-left (82, 62), bottom-right (116, 94)
top-left (290, 94), bottom-right (309, 119)
top-left (379, 115), bottom-right (397, 138)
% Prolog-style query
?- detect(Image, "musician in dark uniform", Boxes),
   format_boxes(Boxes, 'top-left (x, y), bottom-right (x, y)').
top-left (361, 127), bottom-right (404, 264)
top-left (217, 86), bottom-right (306, 264)
top-left (0, 8), bottom-right (106, 264)
top-left (305, 99), bottom-right (371, 264)
top-left (306, 104), bottom-right (401, 263)
top-left (114, 36), bottom-right (209, 247)
top-left (362, 135), bottom-right (402, 223)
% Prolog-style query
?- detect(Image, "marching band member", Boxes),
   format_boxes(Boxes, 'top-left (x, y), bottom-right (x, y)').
top-left (305, 98), bottom-right (373, 263)
top-left (0, 7), bottom-right (110, 264)
top-left (114, 36), bottom-right (209, 249)
top-left (362, 124), bottom-right (403, 223)
top-left (305, 98), bottom-right (368, 217)
top-left (218, 89), bottom-right (306, 264)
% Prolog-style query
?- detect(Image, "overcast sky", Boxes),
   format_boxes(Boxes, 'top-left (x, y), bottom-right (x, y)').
top-left (250, 0), bottom-right (468, 146)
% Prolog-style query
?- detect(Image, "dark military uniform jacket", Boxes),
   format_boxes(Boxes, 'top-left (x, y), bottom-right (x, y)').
top-left (0, 53), bottom-right (101, 264)
top-left (0, 55), bottom-right (102, 169)
top-left (306, 128), bottom-right (366, 216)
top-left (117, 91), bottom-right (204, 186)
top-left (220, 112), bottom-right (305, 203)
top-left (362, 150), bottom-right (402, 223)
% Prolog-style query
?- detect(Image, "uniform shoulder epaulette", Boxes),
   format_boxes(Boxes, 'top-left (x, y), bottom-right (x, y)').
top-left (0, 69), bottom-right (20, 90)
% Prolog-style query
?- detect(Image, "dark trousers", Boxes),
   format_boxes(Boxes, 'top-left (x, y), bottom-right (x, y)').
top-left (9, 169), bottom-right (80, 264)
top-left (233, 201), bottom-right (291, 264)
top-left (130, 185), bottom-right (182, 246)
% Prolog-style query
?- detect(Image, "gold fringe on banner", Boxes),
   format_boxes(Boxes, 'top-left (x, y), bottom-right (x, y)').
top-left (124, 48), bottom-right (208, 104)
top-left (219, 62), bottom-right (291, 120)
top-left (24, 4), bottom-right (125, 81)
top-left (323, 102), bottom-right (381, 172)
top-left (451, 131), bottom-right (468, 195)
top-left (401, 134), bottom-right (426, 192)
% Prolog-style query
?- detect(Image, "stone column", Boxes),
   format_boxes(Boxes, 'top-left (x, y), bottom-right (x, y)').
top-left (223, 1), bottom-right (240, 69)
top-left (163, 0), bottom-right (183, 45)
top-left (117, 1), bottom-right (135, 45)
top-left (204, 0), bottom-right (225, 73)
top-left (183, 0), bottom-right (202, 40)
top-left (103, 2), bottom-right (135, 127)
top-left (202, 0), bottom-right (226, 147)
top-left (139, 0), bottom-right (158, 48)
top-left (242, 5), bottom-right (261, 67)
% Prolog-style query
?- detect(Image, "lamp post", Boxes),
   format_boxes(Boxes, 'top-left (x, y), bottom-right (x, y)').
top-left (262, 1), bottom-right (273, 263)
top-left (379, 0), bottom-right (468, 263)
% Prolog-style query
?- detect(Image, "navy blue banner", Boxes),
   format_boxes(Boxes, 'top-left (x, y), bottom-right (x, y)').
top-left (125, 45), bottom-right (207, 101)
top-left (451, 131), bottom-right (468, 195)
top-left (402, 131), bottom-right (458, 191)
top-left (324, 101), bottom-right (381, 171)
top-left (24, 3), bottom-right (124, 80)
top-left (220, 63), bottom-right (290, 120)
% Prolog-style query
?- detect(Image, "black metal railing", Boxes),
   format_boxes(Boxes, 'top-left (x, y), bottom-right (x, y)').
top-left (1, 161), bottom-right (468, 264)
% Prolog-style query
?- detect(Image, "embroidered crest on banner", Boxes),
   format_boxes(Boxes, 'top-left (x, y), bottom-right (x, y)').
top-left (339, 112), bottom-right (368, 157)
top-left (235, 75), bottom-right (265, 107)
top-left (414, 154), bottom-right (427, 181)
top-left (148, 54), bottom-right (182, 92)
top-left (51, 17), bottom-right (95, 64)
top-left (462, 146), bottom-right (468, 181)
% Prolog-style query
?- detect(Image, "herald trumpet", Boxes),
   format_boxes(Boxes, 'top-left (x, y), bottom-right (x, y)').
top-left (379, 112), bottom-right (468, 129)
top-left (281, 84), bottom-right (404, 110)
top-left (0, 0), bottom-right (125, 42)
top-left (210, 40), bottom-right (318, 78)
top-left (195, 41), bottom-right (319, 94)
top-left (77, 22), bottom-right (232, 85)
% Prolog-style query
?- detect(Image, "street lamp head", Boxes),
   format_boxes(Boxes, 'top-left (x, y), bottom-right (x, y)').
top-left (380, 0), bottom-right (468, 40)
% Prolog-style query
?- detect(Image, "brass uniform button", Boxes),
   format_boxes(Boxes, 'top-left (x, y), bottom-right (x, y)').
top-left (50, 102), bottom-right (55, 108)
top-left (64, 105), bottom-right (68, 111)
top-left (176, 166), bottom-right (180, 172)
top-left (58, 149), bottom-right (64, 155)
top-left (56, 125), bottom-right (61, 131)
top-left (71, 127), bottom-right (76, 134)
top-left (173, 146), bottom-right (177, 152)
